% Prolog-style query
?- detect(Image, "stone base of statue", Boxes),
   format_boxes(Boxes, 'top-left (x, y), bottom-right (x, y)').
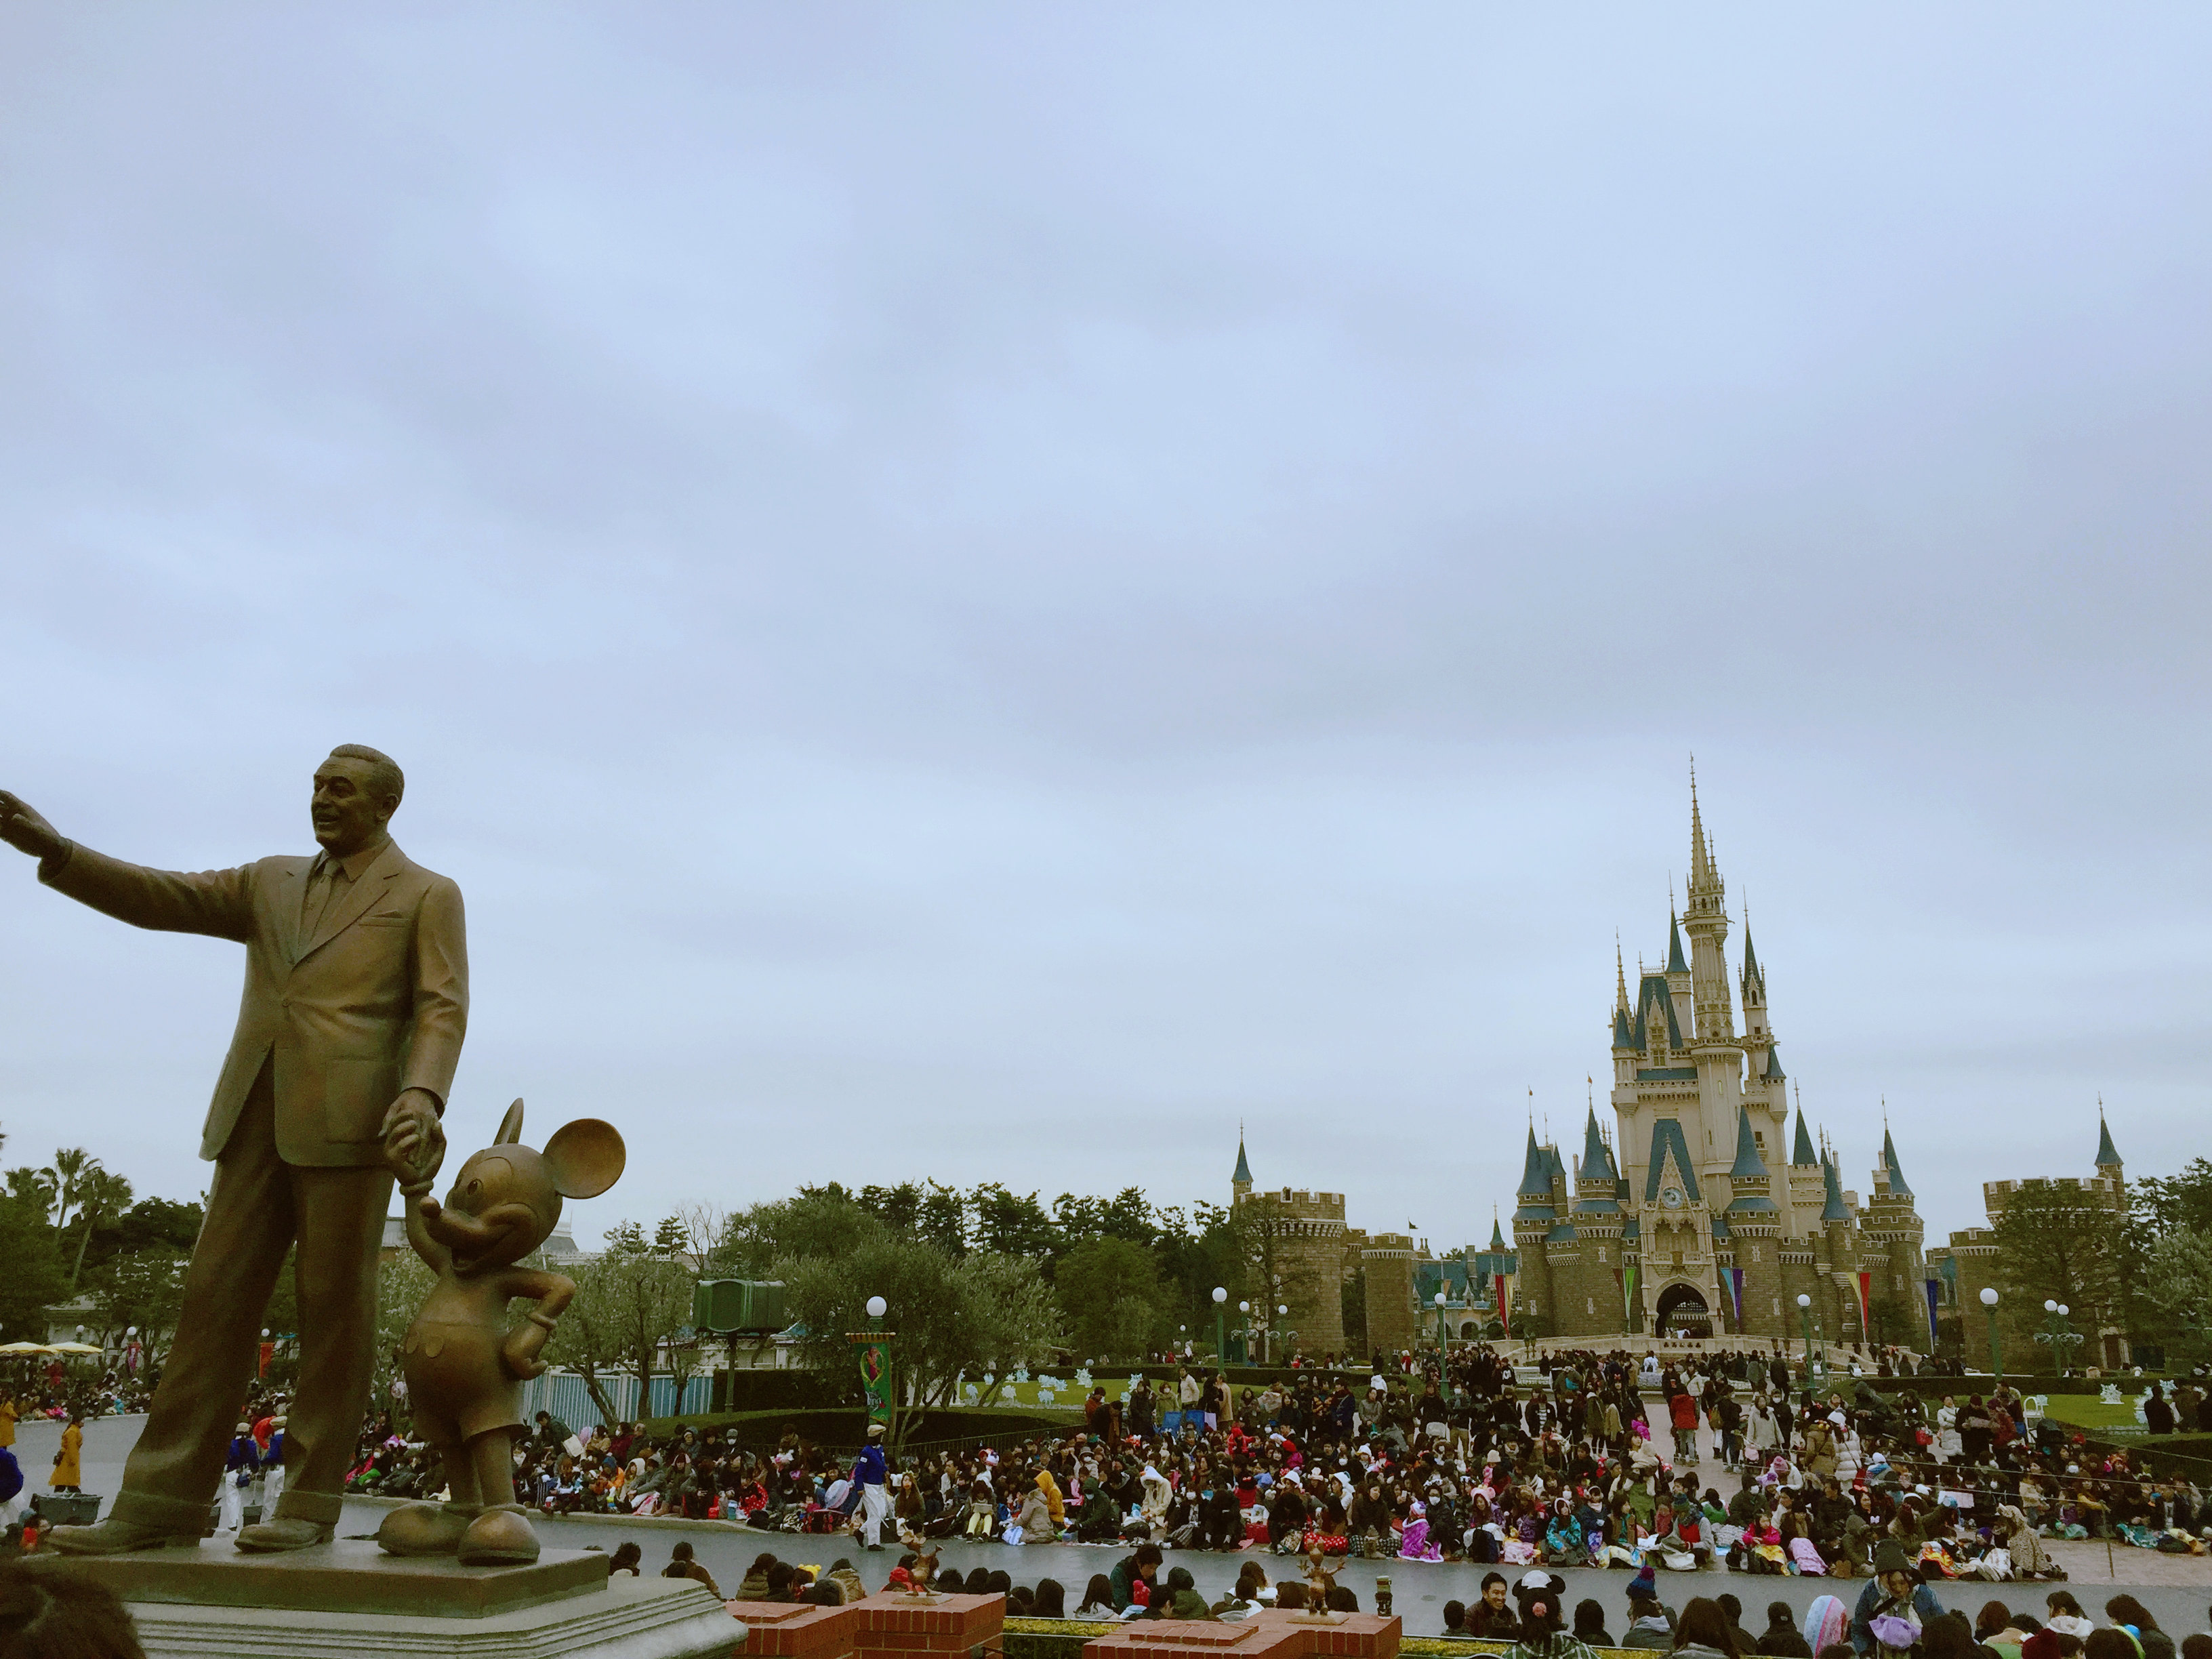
top-left (32, 1540), bottom-right (739, 1659)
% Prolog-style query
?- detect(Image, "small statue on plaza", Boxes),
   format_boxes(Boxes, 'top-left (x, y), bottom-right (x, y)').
top-left (376, 1099), bottom-right (624, 1566)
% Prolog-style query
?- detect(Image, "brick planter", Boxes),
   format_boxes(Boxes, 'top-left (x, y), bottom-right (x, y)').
top-left (725, 1598), bottom-right (863, 1659)
top-left (855, 1591), bottom-right (1007, 1656)
top-left (1084, 1611), bottom-right (1399, 1659)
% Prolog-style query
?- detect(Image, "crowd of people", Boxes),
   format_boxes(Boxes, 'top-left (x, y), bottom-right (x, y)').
top-left (318, 1342), bottom-right (2212, 1585)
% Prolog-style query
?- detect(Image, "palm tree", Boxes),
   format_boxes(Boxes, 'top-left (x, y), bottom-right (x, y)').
top-left (47, 1147), bottom-right (100, 1232)
top-left (68, 1168), bottom-right (136, 1289)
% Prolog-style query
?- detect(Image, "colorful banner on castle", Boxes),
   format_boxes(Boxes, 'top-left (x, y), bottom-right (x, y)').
top-left (1854, 1271), bottom-right (1872, 1341)
top-left (1727, 1267), bottom-right (1744, 1325)
top-left (1924, 1279), bottom-right (1942, 1351)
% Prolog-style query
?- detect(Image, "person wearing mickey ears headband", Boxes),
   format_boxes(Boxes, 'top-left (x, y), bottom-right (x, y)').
top-left (1501, 1570), bottom-right (1601, 1659)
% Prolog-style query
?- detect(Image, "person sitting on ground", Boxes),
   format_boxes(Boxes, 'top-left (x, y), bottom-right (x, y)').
top-left (1006, 1586), bottom-right (1033, 1617)
top-left (1499, 1572), bottom-right (1593, 1659)
top-left (1574, 1599), bottom-right (1617, 1648)
top-left (1671, 1597), bottom-right (1742, 1659)
top-left (1211, 1563), bottom-right (1271, 1620)
top-left (736, 1553), bottom-right (778, 1601)
top-left (1033, 1579), bottom-right (1066, 1619)
top-left (1325, 1586), bottom-right (1361, 1614)
top-left (1469, 1572), bottom-right (1523, 1639)
top-left (662, 1540), bottom-right (724, 1601)
top-left (1109, 1544), bottom-right (1161, 1610)
top-left (1077, 1575), bottom-right (1120, 1618)
top-left (1273, 1582), bottom-right (1307, 1612)
top-left (1624, 1569), bottom-right (1679, 1652)
top-left (609, 1542), bottom-right (642, 1577)
top-left (2104, 1597), bottom-right (2175, 1659)
top-left (1442, 1600), bottom-right (1471, 1637)
top-left (0, 1561), bottom-right (148, 1659)
top-left (1759, 1601), bottom-right (1812, 1657)
top-left (1718, 1593), bottom-right (1759, 1656)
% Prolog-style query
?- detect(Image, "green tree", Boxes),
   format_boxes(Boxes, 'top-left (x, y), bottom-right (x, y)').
top-left (1055, 1236), bottom-right (1168, 1359)
top-left (45, 1147), bottom-right (98, 1231)
top-left (60, 1167), bottom-right (136, 1287)
top-left (1990, 1181), bottom-right (2133, 1350)
top-left (373, 1250), bottom-right (439, 1401)
top-left (594, 1233), bottom-right (695, 1420)
top-left (2135, 1162), bottom-right (2212, 1239)
top-left (0, 1193), bottom-right (66, 1342)
top-left (84, 1250), bottom-right (188, 1361)
top-left (776, 1233), bottom-right (1061, 1441)
top-left (2142, 1228), bottom-right (2212, 1366)
top-left (969, 1184), bottom-right (1059, 1258)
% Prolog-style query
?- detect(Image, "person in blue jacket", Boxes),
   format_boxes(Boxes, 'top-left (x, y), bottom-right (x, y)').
top-left (218, 1422), bottom-right (260, 1534)
top-left (850, 1422), bottom-right (890, 1550)
top-left (0, 1442), bottom-right (24, 1533)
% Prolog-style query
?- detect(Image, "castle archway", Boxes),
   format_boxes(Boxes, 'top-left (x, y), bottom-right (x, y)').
top-left (1654, 1282), bottom-right (1713, 1337)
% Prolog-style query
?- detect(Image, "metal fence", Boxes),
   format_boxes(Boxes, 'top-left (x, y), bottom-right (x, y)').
top-left (517, 1368), bottom-right (714, 1428)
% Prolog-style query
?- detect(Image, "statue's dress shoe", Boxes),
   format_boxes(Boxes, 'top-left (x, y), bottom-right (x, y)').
top-left (49, 1517), bottom-right (201, 1555)
top-left (455, 1504), bottom-right (539, 1567)
top-left (376, 1502), bottom-right (481, 1557)
top-left (236, 1516), bottom-right (334, 1553)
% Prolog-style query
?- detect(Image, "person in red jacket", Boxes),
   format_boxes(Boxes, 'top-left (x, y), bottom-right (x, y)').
top-left (1669, 1390), bottom-right (1702, 1465)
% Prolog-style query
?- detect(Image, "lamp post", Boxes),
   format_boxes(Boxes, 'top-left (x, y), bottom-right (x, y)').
top-left (1212, 1286), bottom-right (1227, 1364)
top-left (2035, 1299), bottom-right (2085, 1375)
top-left (1979, 1287), bottom-right (2003, 1384)
top-left (1796, 1293), bottom-right (1826, 1387)
top-left (1433, 1290), bottom-right (1449, 1381)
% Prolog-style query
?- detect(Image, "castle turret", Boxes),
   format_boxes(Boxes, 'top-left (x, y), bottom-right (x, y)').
top-left (1683, 772), bottom-right (1735, 1044)
top-left (1233, 1135), bottom-right (1254, 1204)
top-left (2095, 1114), bottom-right (2123, 1183)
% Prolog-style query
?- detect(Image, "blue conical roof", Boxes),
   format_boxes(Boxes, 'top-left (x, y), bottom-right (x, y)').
top-left (1762, 1045), bottom-right (1786, 1081)
top-left (1666, 912), bottom-right (1689, 974)
top-left (1793, 1107), bottom-right (1817, 1166)
top-left (1233, 1139), bottom-right (1254, 1185)
top-left (1580, 1108), bottom-right (1618, 1183)
top-left (1881, 1125), bottom-right (1912, 1200)
top-left (1820, 1151), bottom-right (1851, 1223)
top-left (1517, 1126), bottom-right (1552, 1198)
top-left (2096, 1116), bottom-right (2121, 1169)
top-left (1730, 1105), bottom-right (1769, 1179)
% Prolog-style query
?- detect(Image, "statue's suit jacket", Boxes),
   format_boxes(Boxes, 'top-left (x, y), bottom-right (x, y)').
top-left (41, 838), bottom-right (467, 1165)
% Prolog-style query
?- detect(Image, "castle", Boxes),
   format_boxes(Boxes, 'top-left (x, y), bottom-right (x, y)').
top-left (1925, 1118), bottom-right (2133, 1368)
top-left (1509, 782), bottom-right (1933, 1349)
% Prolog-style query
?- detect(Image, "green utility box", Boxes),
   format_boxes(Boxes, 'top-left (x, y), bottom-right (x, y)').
top-left (693, 1278), bottom-right (788, 1334)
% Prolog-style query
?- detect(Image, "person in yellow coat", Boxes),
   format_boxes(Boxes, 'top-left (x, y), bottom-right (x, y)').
top-left (51, 1414), bottom-right (84, 1494)
top-left (0, 1393), bottom-right (17, 1449)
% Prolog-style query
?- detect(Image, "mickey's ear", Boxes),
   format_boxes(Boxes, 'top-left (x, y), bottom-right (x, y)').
top-left (543, 1119), bottom-right (625, 1200)
top-left (495, 1099), bottom-right (526, 1146)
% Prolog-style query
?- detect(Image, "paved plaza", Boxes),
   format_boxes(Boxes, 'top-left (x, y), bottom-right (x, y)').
top-left (13, 1414), bottom-right (2208, 1639)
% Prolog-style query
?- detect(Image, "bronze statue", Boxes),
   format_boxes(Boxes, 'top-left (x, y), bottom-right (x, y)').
top-left (0, 747), bottom-right (466, 1555)
top-left (377, 1099), bottom-right (622, 1565)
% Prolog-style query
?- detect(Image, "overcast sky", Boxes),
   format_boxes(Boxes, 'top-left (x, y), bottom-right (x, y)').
top-left (2, 6), bottom-right (2207, 1254)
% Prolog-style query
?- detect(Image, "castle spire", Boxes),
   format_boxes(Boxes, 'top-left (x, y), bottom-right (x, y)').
top-left (1232, 1129), bottom-right (1254, 1194)
top-left (1666, 907), bottom-right (1688, 975)
top-left (1881, 1121), bottom-right (1913, 1201)
top-left (1616, 934), bottom-right (1630, 1013)
top-left (1819, 1146), bottom-right (1851, 1223)
top-left (1792, 1102), bottom-right (1817, 1166)
top-left (1729, 1103), bottom-right (1769, 1179)
top-left (1689, 758), bottom-right (1715, 890)
top-left (2095, 1104), bottom-right (2122, 1174)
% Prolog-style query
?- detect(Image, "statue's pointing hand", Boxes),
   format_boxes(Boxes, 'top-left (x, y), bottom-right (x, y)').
top-left (0, 792), bottom-right (68, 863)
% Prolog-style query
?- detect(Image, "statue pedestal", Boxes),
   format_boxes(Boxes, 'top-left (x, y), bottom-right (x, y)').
top-left (35, 1540), bottom-right (739, 1659)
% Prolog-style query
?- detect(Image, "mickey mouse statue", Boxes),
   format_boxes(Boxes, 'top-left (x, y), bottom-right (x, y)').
top-left (377, 1098), bottom-right (623, 1566)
